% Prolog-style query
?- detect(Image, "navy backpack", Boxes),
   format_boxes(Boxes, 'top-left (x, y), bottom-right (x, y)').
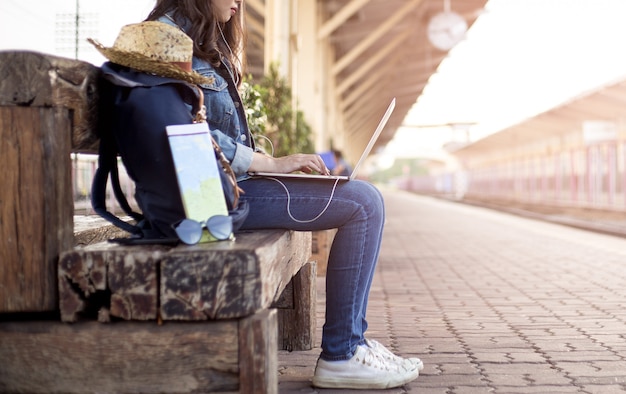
top-left (91, 62), bottom-right (248, 243)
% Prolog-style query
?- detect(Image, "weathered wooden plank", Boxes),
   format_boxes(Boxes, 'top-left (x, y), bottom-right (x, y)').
top-left (160, 230), bottom-right (312, 320)
top-left (0, 107), bottom-right (73, 313)
top-left (108, 253), bottom-right (159, 321)
top-left (257, 230), bottom-right (312, 307)
top-left (160, 237), bottom-right (260, 320)
top-left (0, 50), bottom-right (101, 152)
top-left (272, 278), bottom-right (294, 309)
top-left (0, 320), bottom-right (240, 393)
top-left (73, 215), bottom-right (130, 246)
top-left (276, 261), bottom-right (317, 351)
top-left (0, 50), bottom-right (97, 312)
top-left (239, 309), bottom-right (278, 394)
top-left (58, 243), bottom-right (164, 322)
top-left (60, 230), bottom-right (313, 322)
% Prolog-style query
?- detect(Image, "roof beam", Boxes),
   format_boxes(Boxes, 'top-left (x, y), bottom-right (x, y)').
top-left (318, 0), bottom-right (372, 40)
top-left (246, 0), bottom-right (265, 17)
top-left (347, 89), bottom-right (394, 138)
top-left (331, 0), bottom-right (424, 77)
top-left (336, 29), bottom-right (411, 96)
top-left (340, 46), bottom-right (406, 113)
top-left (246, 13), bottom-right (265, 36)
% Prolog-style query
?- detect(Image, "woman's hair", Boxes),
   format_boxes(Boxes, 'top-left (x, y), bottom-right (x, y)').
top-left (146, 0), bottom-right (246, 84)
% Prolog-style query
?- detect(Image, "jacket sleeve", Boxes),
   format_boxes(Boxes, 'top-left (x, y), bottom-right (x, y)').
top-left (210, 129), bottom-right (254, 176)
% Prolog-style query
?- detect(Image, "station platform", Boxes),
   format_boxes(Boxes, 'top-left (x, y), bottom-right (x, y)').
top-left (277, 188), bottom-right (626, 393)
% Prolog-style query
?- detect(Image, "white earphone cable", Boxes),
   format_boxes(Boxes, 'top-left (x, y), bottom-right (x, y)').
top-left (264, 177), bottom-right (341, 223)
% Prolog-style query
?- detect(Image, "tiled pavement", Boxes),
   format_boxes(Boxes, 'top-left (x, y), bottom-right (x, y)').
top-left (277, 188), bottom-right (626, 393)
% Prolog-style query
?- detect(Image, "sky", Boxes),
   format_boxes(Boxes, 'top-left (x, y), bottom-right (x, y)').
top-left (387, 0), bottom-right (626, 160)
top-left (0, 0), bottom-right (155, 65)
top-left (2, 0), bottom-right (626, 162)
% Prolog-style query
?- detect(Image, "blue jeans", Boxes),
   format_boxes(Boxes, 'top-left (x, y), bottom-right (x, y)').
top-left (238, 177), bottom-right (385, 361)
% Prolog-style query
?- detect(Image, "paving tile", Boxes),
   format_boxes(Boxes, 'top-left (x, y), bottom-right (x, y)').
top-left (546, 351), bottom-right (623, 362)
top-left (416, 373), bottom-right (489, 388)
top-left (277, 191), bottom-right (626, 393)
top-left (492, 387), bottom-right (583, 393)
top-left (579, 384), bottom-right (626, 393)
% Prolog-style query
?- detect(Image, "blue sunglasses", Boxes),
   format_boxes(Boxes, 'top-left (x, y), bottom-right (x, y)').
top-left (172, 215), bottom-right (233, 245)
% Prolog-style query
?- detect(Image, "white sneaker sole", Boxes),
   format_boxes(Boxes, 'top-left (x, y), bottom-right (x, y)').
top-left (312, 369), bottom-right (419, 389)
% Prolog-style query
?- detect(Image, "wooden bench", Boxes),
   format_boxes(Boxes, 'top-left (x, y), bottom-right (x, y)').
top-left (0, 50), bottom-right (316, 394)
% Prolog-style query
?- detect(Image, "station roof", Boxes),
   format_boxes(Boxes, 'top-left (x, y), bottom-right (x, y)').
top-left (452, 76), bottom-right (626, 157)
top-left (245, 0), bottom-right (488, 157)
top-left (319, 0), bottom-right (487, 150)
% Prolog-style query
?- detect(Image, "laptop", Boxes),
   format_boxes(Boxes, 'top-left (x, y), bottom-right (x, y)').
top-left (250, 98), bottom-right (396, 181)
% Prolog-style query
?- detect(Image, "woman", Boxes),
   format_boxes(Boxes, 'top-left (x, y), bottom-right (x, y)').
top-left (146, 0), bottom-right (422, 389)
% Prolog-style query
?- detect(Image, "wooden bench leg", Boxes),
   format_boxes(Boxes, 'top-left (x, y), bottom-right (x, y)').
top-left (239, 309), bottom-right (278, 394)
top-left (276, 261), bottom-right (317, 351)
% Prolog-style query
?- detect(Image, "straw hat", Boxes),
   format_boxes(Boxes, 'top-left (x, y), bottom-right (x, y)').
top-left (88, 21), bottom-right (214, 85)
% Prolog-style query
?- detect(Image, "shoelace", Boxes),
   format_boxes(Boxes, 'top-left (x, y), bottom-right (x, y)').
top-left (365, 339), bottom-right (418, 371)
top-left (355, 345), bottom-right (400, 372)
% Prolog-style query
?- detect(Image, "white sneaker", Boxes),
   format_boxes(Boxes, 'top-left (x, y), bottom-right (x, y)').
top-left (365, 339), bottom-right (425, 371)
top-left (312, 344), bottom-right (419, 389)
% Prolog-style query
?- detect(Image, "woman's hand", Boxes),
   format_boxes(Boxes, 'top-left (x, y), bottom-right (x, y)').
top-left (250, 152), bottom-right (330, 175)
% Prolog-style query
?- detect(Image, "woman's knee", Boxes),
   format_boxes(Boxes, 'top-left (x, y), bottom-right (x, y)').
top-left (342, 181), bottom-right (384, 216)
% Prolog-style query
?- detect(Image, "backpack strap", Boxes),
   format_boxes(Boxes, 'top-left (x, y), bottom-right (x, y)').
top-left (109, 156), bottom-right (143, 222)
top-left (90, 127), bottom-right (144, 236)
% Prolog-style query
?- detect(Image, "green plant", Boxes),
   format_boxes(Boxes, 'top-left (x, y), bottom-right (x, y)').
top-left (240, 77), bottom-right (267, 138)
top-left (241, 63), bottom-right (314, 157)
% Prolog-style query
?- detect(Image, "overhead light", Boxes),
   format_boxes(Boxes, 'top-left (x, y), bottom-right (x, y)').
top-left (427, 0), bottom-right (468, 51)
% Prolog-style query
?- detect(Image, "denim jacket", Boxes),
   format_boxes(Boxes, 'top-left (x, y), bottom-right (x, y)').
top-left (158, 15), bottom-right (254, 180)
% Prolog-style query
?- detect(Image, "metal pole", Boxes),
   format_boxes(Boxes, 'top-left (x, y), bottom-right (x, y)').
top-left (74, 0), bottom-right (79, 59)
